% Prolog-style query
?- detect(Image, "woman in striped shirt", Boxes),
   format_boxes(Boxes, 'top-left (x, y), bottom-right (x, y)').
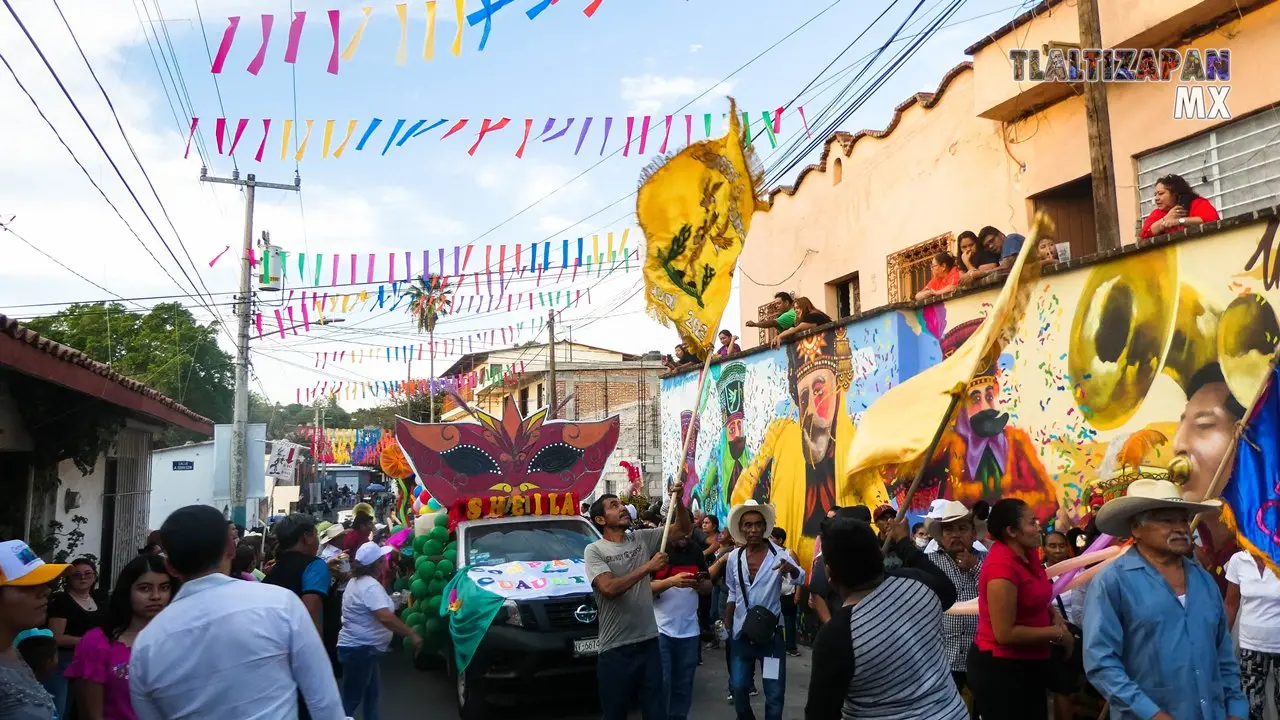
top-left (805, 517), bottom-right (967, 720)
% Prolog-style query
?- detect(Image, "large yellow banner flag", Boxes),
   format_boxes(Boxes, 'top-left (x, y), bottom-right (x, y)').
top-left (638, 99), bottom-right (762, 357)
top-left (845, 213), bottom-right (1051, 481)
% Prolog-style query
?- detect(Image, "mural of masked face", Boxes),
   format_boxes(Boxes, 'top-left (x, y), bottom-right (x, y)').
top-left (721, 382), bottom-right (746, 458)
top-left (966, 376), bottom-right (1010, 438)
top-left (796, 366), bottom-right (839, 466)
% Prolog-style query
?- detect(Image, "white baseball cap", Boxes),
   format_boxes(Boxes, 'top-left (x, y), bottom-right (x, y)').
top-left (354, 541), bottom-right (393, 566)
top-left (0, 540), bottom-right (70, 587)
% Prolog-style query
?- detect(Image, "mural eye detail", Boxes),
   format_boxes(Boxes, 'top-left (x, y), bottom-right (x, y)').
top-left (489, 483), bottom-right (513, 493)
top-left (440, 445), bottom-right (501, 475)
top-left (518, 482), bottom-right (539, 491)
top-left (527, 443), bottom-right (584, 474)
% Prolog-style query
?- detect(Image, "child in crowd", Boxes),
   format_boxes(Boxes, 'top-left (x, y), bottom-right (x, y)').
top-left (15, 629), bottom-right (58, 684)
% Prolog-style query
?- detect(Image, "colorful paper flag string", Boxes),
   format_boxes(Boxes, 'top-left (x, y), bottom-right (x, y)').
top-left (184, 110), bottom-right (793, 161)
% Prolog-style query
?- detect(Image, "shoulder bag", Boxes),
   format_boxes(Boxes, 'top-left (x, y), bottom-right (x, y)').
top-left (736, 544), bottom-right (779, 646)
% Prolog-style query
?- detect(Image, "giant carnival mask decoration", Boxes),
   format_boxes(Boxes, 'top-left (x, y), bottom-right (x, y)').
top-left (395, 395), bottom-right (620, 508)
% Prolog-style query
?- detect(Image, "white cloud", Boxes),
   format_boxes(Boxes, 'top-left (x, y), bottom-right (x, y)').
top-left (688, 44), bottom-right (703, 53)
top-left (619, 74), bottom-right (735, 114)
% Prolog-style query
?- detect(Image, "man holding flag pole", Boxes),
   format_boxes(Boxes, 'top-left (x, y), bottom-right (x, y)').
top-left (583, 98), bottom-right (759, 720)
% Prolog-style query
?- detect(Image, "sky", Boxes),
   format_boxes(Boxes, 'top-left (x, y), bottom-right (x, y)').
top-left (0, 0), bottom-right (1036, 412)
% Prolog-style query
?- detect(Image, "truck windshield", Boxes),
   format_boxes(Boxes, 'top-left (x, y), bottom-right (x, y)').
top-left (465, 519), bottom-right (596, 567)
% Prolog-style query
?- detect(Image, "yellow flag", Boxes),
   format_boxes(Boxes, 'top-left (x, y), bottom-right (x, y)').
top-left (638, 98), bottom-right (761, 357)
top-left (845, 213), bottom-right (1051, 479)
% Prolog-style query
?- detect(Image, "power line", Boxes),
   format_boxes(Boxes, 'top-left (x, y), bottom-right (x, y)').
top-left (0, 221), bottom-right (146, 311)
top-left (50, 0), bottom-right (230, 333)
top-left (190, 0), bottom-right (237, 171)
top-left (1, 0), bottom-right (223, 317)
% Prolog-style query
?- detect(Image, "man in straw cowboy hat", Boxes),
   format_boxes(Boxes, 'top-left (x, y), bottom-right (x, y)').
top-left (1083, 478), bottom-right (1247, 720)
top-left (723, 500), bottom-right (804, 720)
top-left (924, 500), bottom-right (988, 698)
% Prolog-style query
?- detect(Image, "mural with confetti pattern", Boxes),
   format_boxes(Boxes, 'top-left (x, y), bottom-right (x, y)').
top-left (661, 215), bottom-right (1280, 579)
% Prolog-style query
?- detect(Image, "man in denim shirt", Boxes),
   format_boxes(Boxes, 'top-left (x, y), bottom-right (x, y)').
top-left (1085, 479), bottom-right (1246, 720)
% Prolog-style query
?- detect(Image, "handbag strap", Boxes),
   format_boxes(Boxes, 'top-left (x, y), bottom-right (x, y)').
top-left (1055, 594), bottom-right (1068, 618)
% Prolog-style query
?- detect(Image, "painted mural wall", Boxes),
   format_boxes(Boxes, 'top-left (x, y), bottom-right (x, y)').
top-left (661, 214), bottom-right (1280, 575)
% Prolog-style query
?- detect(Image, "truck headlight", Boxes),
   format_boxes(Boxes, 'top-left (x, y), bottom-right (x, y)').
top-left (500, 599), bottom-right (523, 627)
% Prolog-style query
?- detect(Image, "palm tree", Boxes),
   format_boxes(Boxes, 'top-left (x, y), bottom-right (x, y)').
top-left (402, 274), bottom-right (453, 422)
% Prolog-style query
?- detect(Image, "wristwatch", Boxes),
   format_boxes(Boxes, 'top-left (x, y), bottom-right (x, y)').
top-left (1178, 217), bottom-right (1187, 226)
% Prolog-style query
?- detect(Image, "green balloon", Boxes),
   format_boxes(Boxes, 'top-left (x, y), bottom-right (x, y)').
top-left (424, 594), bottom-right (442, 615)
top-left (410, 578), bottom-right (429, 600)
top-left (443, 541), bottom-right (457, 557)
top-left (424, 616), bottom-right (443, 636)
top-left (393, 577), bottom-right (408, 592)
top-left (433, 512), bottom-right (449, 528)
top-left (427, 498), bottom-right (443, 511)
top-left (415, 557), bottom-right (434, 576)
top-left (417, 535), bottom-right (432, 553)
top-left (392, 525), bottom-right (405, 534)
top-left (411, 622), bottom-right (426, 640)
top-left (402, 636), bottom-right (416, 654)
top-left (404, 611), bottom-right (422, 628)
top-left (424, 539), bottom-right (444, 556)
top-left (428, 579), bottom-right (446, 596)
top-left (429, 526), bottom-right (449, 543)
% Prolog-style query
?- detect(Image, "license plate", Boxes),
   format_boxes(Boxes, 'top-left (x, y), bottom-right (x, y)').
top-left (572, 637), bottom-right (600, 657)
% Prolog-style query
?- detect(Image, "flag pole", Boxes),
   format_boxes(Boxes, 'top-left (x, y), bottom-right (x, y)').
top-left (881, 392), bottom-right (963, 552)
top-left (660, 343), bottom-right (718, 553)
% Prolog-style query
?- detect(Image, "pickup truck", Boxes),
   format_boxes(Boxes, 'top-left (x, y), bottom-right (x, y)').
top-left (443, 514), bottom-right (602, 719)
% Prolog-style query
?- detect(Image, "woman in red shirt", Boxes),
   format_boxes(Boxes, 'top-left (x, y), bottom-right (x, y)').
top-left (1139, 173), bottom-right (1220, 240)
top-left (967, 499), bottom-right (1072, 720)
top-left (915, 252), bottom-right (961, 301)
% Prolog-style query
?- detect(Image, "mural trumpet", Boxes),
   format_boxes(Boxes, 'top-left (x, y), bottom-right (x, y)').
top-left (1069, 244), bottom-right (1278, 433)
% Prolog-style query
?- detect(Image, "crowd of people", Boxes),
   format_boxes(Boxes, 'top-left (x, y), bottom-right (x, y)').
top-left (0, 502), bottom-right (412, 720)
top-left (581, 474), bottom-right (1279, 720)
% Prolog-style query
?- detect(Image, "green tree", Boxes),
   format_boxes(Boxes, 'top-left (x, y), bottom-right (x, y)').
top-left (27, 302), bottom-right (234, 446)
top-left (402, 275), bottom-right (452, 423)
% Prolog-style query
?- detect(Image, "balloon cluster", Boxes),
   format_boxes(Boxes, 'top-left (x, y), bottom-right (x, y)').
top-left (392, 510), bottom-right (456, 654)
top-left (410, 483), bottom-right (444, 516)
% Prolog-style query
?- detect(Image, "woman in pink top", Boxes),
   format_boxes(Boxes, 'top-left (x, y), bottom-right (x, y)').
top-left (65, 555), bottom-right (176, 720)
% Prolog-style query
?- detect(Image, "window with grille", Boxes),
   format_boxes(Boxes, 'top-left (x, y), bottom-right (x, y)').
top-left (537, 383), bottom-right (545, 409)
top-left (886, 233), bottom-right (953, 303)
top-left (757, 303), bottom-right (780, 346)
top-left (519, 386), bottom-right (530, 416)
top-left (828, 272), bottom-right (861, 319)
top-left (1136, 106), bottom-right (1280, 230)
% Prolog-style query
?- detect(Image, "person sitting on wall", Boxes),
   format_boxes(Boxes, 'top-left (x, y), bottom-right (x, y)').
top-left (663, 344), bottom-right (698, 372)
top-left (1037, 235), bottom-right (1061, 264)
top-left (916, 252), bottom-right (963, 301)
top-left (1139, 173), bottom-right (1220, 240)
top-left (746, 292), bottom-right (797, 333)
top-left (957, 230), bottom-right (1001, 283)
top-left (771, 297), bottom-right (832, 348)
top-left (717, 330), bottom-right (742, 357)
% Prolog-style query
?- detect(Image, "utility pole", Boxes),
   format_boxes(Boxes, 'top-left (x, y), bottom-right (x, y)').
top-left (547, 310), bottom-right (558, 418)
top-left (1077, 0), bottom-right (1121, 252)
top-left (405, 355), bottom-right (413, 420)
top-left (200, 168), bottom-right (299, 527)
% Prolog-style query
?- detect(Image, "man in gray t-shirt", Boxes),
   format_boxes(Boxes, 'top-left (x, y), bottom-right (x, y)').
top-left (585, 487), bottom-right (690, 720)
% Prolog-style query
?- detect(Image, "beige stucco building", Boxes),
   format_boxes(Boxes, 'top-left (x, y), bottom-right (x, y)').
top-left (738, 0), bottom-right (1279, 348)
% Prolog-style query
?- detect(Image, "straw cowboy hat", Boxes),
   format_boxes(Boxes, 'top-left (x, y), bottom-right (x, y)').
top-left (924, 500), bottom-right (987, 541)
top-left (1095, 478), bottom-right (1220, 538)
top-left (315, 521), bottom-right (345, 546)
top-left (728, 500), bottom-right (777, 545)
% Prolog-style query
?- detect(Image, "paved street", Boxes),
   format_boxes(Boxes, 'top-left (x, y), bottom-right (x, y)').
top-left (379, 642), bottom-right (812, 719)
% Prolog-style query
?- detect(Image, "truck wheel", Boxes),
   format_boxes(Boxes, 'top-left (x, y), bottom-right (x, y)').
top-left (448, 649), bottom-right (487, 720)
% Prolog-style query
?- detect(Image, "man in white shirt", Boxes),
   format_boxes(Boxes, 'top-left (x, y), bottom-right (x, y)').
top-left (723, 500), bottom-right (804, 720)
top-left (650, 509), bottom-right (710, 720)
top-left (129, 505), bottom-right (345, 720)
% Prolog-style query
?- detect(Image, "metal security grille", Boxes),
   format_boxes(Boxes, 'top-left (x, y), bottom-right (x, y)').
top-left (1136, 107), bottom-right (1280, 227)
top-left (105, 428), bottom-right (152, 587)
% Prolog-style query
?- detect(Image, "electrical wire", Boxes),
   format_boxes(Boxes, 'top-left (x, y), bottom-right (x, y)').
top-left (50, 0), bottom-right (230, 333)
top-left (189, 0), bottom-right (237, 171)
top-left (0, 221), bottom-right (147, 311)
top-left (2, 0), bottom-right (226, 320)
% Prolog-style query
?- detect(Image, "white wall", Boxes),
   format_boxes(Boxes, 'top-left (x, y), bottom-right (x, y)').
top-left (149, 443), bottom-right (219, 529)
top-left (53, 458), bottom-right (105, 561)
